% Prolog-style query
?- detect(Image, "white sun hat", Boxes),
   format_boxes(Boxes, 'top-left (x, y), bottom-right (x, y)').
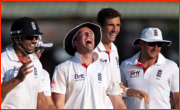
top-left (132, 27), bottom-right (172, 46)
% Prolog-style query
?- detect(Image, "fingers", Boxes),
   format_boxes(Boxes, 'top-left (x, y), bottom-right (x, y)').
top-left (137, 91), bottom-right (150, 105)
top-left (144, 93), bottom-right (150, 105)
top-left (120, 82), bottom-right (126, 92)
top-left (136, 93), bottom-right (143, 100)
top-left (16, 61), bottom-right (34, 81)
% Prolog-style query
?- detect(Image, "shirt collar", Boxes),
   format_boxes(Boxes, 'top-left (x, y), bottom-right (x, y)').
top-left (130, 51), bottom-right (166, 66)
top-left (97, 41), bottom-right (116, 52)
top-left (73, 51), bottom-right (99, 64)
top-left (6, 45), bottom-right (19, 62)
top-left (6, 45), bottom-right (38, 62)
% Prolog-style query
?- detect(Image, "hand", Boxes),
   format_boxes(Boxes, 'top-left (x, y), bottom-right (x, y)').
top-left (15, 61), bottom-right (34, 82)
top-left (133, 90), bottom-right (150, 105)
top-left (119, 82), bottom-right (126, 94)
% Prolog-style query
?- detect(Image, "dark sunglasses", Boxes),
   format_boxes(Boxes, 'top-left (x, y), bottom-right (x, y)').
top-left (24, 36), bottom-right (38, 40)
top-left (147, 42), bottom-right (163, 47)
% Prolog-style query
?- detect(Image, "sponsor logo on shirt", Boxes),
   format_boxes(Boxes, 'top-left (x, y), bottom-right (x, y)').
top-left (34, 67), bottom-right (37, 78)
top-left (72, 73), bottom-right (85, 81)
top-left (129, 70), bottom-right (140, 78)
top-left (12, 66), bottom-right (19, 77)
top-left (12, 65), bottom-right (20, 71)
top-left (156, 69), bottom-right (162, 80)
top-left (98, 73), bottom-right (102, 83)
top-left (98, 58), bottom-right (107, 62)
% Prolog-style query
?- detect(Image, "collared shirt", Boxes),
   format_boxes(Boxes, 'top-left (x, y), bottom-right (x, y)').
top-left (94, 42), bottom-right (121, 83)
top-left (1, 45), bottom-right (45, 109)
top-left (94, 42), bottom-right (121, 109)
top-left (51, 52), bottom-right (122, 109)
top-left (120, 51), bottom-right (179, 109)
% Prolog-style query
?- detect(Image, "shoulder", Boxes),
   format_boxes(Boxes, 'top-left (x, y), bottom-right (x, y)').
top-left (120, 57), bottom-right (132, 67)
top-left (164, 58), bottom-right (178, 68)
top-left (159, 53), bottom-right (178, 68)
top-left (55, 60), bottom-right (71, 72)
top-left (1, 51), bottom-right (7, 59)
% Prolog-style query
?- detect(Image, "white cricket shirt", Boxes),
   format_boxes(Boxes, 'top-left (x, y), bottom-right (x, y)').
top-left (51, 52), bottom-right (122, 109)
top-left (94, 42), bottom-right (121, 109)
top-left (1, 45), bottom-right (45, 109)
top-left (43, 69), bottom-right (51, 96)
top-left (94, 42), bottom-right (121, 83)
top-left (120, 51), bottom-right (179, 109)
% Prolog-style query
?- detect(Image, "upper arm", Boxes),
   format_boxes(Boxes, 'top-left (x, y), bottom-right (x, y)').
top-left (172, 92), bottom-right (179, 103)
top-left (172, 92), bottom-right (179, 109)
top-left (108, 94), bottom-right (126, 109)
top-left (53, 92), bottom-right (65, 109)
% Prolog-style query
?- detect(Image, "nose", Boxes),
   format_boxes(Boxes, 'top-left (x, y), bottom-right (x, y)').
top-left (32, 36), bottom-right (37, 41)
top-left (153, 44), bottom-right (160, 49)
top-left (112, 25), bottom-right (119, 32)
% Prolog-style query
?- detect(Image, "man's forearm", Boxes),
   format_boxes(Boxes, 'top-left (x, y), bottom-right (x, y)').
top-left (1, 78), bottom-right (21, 97)
top-left (37, 92), bottom-right (49, 109)
top-left (126, 88), bottom-right (137, 97)
top-left (175, 101), bottom-right (179, 109)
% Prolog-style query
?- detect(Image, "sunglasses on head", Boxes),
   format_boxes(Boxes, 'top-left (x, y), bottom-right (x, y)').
top-left (24, 36), bottom-right (38, 40)
top-left (147, 42), bottom-right (163, 47)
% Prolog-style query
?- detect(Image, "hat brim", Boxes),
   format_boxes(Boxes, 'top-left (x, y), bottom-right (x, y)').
top-left (132, 38), bottom-right (172, 46)
top-left (63, 22), bottom-right (101, 56)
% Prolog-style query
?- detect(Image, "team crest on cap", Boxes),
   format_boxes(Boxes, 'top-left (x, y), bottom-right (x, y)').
top-left (154, 29), bottom-right (158, 36)
top-left (31, 22), bottom-right (37, 30)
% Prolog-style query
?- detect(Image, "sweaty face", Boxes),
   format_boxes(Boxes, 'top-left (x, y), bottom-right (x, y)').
top-left (73, 27), bottom-right (95, 53)
top-left (21, 36), bottom-right (38, 52)
top-left (141, 41), bottom-right (161, 60)
top-left (101, 17), bottom-right (120, 44)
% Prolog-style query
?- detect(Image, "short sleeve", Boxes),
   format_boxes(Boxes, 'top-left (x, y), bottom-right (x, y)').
top-left (106, 66), bottom-right (123, 95)
top-left (38, 68), bottom-right (45, 93)
top-left (170, 66), bottom-right (179, 93)
top-left (43, 69), bottom-right (51, 96)
top-left (51, 65), bottom-right (67, 94)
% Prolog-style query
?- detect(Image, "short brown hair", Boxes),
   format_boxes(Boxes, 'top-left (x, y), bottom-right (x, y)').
top-left (97, 8), bottom-right (121, 27)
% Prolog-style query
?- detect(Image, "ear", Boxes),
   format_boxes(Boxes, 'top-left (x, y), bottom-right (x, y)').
top-left (97, 22), bottom-right (102, 27)
top-left (73, 40), bottom-right (77, 47)
top-left (139, 40), bottom-right (144, 47)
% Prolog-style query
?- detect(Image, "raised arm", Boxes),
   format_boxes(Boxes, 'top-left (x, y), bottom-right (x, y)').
top-left (1, 61), bottom-right (33, 97)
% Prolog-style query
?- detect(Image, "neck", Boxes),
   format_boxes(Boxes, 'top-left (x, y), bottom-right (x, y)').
top-left (14, 45), bottom-right (29, 63)
top-left (102, 41), bottom-right (111, 52)
top-left (138, 52), bottom-right (158, 69)
top-left (81, 52), bottom-right (94, 66)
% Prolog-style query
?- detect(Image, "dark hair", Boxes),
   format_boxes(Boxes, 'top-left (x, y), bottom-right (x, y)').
top-left (97, 8), bottom-right (121, 27)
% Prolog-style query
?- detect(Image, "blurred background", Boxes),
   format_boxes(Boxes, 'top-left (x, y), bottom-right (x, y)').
top-left (1, 1), bottom-right (179, 80)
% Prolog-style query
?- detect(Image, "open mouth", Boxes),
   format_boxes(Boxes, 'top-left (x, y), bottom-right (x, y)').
top-left (86, 39), bottom-right (92, 44)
